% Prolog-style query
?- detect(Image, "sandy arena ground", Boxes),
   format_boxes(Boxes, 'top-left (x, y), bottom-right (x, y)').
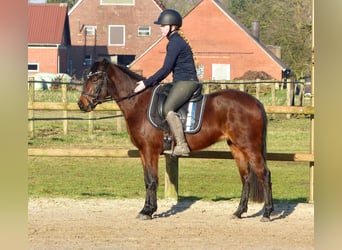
top-left (28, 198), bottom-right (314, 249)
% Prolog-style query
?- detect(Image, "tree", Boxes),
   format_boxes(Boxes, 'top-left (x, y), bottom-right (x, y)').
top-left (47, 0), bottom-right (77, 10)
top-left (225, 0), bottom-right (312, 78)
top-left (159, 0), bottom-right (201, 15)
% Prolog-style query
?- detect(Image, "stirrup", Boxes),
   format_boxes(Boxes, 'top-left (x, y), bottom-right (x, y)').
top-left (163, 149), bottom-right (174, 155)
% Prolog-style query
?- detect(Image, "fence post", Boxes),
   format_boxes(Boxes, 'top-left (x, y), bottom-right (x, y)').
top-left (164, 155), bottom-right (179, 199)
top-left (286, 80), bottom-right (294, 118)
top-left (239, 80), bottom-right (245, 92)
top-left (28, 77), bottom-right (35, 138)
top-left (88, 111), bottom-right (94, 136)
top-left (271, 83), bottom-right (276, 106)
top-left (271, 83), bottom-right (276, 119)
top-left (255, 79), bottom-right (260, 100)
top-left (309, 88), bottom-right (314, 202)
top-left (116, 111), bottom-right (122, 133)
top-left (61, 81), bottom-right (68, 135)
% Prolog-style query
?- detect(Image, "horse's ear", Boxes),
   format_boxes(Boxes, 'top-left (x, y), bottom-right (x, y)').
top-left (90, 61), bottom-right (100, 73)
top-left (101, 58), bottom-right (110, 69)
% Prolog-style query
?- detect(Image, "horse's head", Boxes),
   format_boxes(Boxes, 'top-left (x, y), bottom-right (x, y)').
top-left (78, 59), bottom-right (112, 112)
top-left (78, 58), bottom-right (146, 112)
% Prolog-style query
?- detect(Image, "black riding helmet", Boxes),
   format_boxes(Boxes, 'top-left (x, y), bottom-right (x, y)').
top-left (154, 9), bottom-right (182, 27)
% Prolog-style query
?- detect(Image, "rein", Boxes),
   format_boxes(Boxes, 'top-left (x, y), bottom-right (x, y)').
top-left (81, 70), bottom-right (145, 105)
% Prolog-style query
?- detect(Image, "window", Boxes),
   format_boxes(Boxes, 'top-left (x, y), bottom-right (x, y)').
top-left (196, 64), bottom-right (204, 79)
top-left (138, 26), bottom-right (151, 36)
top-left (212, 64), bottom-right (231, 80)
top-left (85, 26), bottom-right (96, 36)
top-left (101, 0), bottom-right (134, 5)
top-left (28, 63), bottom-right (39, 72)
top-left (108, 25), bottom-right (125, 46)
top-left (83, 55), bottom-right (92, 66)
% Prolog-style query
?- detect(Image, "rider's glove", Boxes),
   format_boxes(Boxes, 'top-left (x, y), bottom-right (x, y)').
top-left (134, 80), bottom-right (146, 93)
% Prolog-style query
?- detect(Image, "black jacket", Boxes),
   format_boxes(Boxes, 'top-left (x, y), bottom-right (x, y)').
top-left (143, 31), bottom-right (198, 87)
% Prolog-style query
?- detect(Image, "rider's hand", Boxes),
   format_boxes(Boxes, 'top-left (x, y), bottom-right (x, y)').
top-left (134, 80), bottom-right (146, 93)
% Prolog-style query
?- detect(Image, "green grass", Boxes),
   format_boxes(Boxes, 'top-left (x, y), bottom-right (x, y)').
top-left (28, 155), bottom-right (310, 202)
top-left (28, 157), bottom-right (146, 199)
top-left (31, 89), bottom-right (82, 102)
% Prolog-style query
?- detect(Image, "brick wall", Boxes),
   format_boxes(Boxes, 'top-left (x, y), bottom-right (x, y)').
top-left (28, 47), bottom-right (59, 73)
top-left (68, 0), bottom-right (163, 78)
top-left (28, 47), bottom-right (69, 74)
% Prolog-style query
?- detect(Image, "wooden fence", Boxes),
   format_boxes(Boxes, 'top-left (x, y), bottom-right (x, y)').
top-left (27, 78), bottom-right (314, 201)
top-left (27, 78), bottom-right (311, 136)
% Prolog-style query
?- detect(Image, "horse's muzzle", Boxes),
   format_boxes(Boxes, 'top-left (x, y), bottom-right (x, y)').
top-left (78, 98), bottom-right (92, 112)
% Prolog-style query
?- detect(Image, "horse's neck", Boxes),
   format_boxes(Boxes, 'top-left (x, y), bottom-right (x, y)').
top-left (108, 65), bottom-right (149, 120)
top-left (116, 89), bottom-right (151, 122)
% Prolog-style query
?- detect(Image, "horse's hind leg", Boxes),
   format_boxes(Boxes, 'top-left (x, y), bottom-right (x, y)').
top-left (249, 154), bottom-right (274, 222)
top-left (255, 159), bottom-right (274, 221)
top-left (262, 168), bottom-right (273, 221)
top-left (230, 145), bottom-right (274, 221)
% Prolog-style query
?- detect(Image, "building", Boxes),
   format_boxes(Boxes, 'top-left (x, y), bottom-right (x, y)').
top-left (130, 0), bottom-right (287, 81)
top-left (68, 0), bottom-right (164, 79)
top-left (28, 3), bottom-right (71, 75)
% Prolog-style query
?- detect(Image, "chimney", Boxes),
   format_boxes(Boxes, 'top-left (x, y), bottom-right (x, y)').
top-left (251, 21), bottom-right (260, 41)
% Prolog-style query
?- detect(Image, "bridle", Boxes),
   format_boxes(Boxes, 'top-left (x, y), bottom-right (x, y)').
top-left (81, 71), bottom-right (112, 108)
top-left (81, 70), bottom-right (146, 107)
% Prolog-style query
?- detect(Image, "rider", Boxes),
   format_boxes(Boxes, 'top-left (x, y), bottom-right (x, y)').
top-left (134, 9), bottom-right (199, 156)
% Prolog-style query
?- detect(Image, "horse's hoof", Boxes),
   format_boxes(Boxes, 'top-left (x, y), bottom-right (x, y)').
top-left (260, 216), bottom-right (271, 222)
top-left (136, 213), bottom-right (152, 220)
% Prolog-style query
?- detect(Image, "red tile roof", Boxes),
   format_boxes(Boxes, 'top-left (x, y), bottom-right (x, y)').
top-left (28, 3), bottom-right (68, 44)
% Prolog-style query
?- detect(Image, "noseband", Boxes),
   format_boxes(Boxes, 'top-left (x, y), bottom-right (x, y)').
top-left (81, 71), bottom-right (113, 108)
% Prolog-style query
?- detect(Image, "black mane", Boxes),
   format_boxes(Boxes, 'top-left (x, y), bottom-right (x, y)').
top-left (91, 58), bottom-right (145, 82)
top-left (115, 63), bottom-right (145, 82)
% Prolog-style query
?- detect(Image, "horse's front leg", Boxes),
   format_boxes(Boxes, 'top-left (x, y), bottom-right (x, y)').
top-left (136, 153), bottom-right (159, 220)
top-left (136, 172), bottom-right (158, 220)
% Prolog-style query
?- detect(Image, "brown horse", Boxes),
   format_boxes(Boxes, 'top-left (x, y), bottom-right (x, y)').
top-left (78, 59), bottom-right (274, 222)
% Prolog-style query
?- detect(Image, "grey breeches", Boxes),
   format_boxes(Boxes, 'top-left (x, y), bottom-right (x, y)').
top-left (163, 80), bottom-right (199, 117)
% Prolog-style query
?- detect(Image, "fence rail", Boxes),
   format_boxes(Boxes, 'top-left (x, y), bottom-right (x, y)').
top-left (28, 101), bottom-right (314, 114)
top-left (28, 77), bottom-right (312, 135)
top-left (28, 148), bottom-right (314, 162)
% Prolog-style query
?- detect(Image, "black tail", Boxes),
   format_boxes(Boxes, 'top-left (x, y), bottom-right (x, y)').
top-left (249, 103), bottom-right (268, 203)
top-left (249, 168), bottom-right (265, 203)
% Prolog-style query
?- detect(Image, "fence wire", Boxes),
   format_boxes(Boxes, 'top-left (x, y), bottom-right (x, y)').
top-left (28, 114), bottom-right (123, 121)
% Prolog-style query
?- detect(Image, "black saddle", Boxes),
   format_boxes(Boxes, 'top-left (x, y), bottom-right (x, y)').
top-left (147, 83), bottom-right (206, 134)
